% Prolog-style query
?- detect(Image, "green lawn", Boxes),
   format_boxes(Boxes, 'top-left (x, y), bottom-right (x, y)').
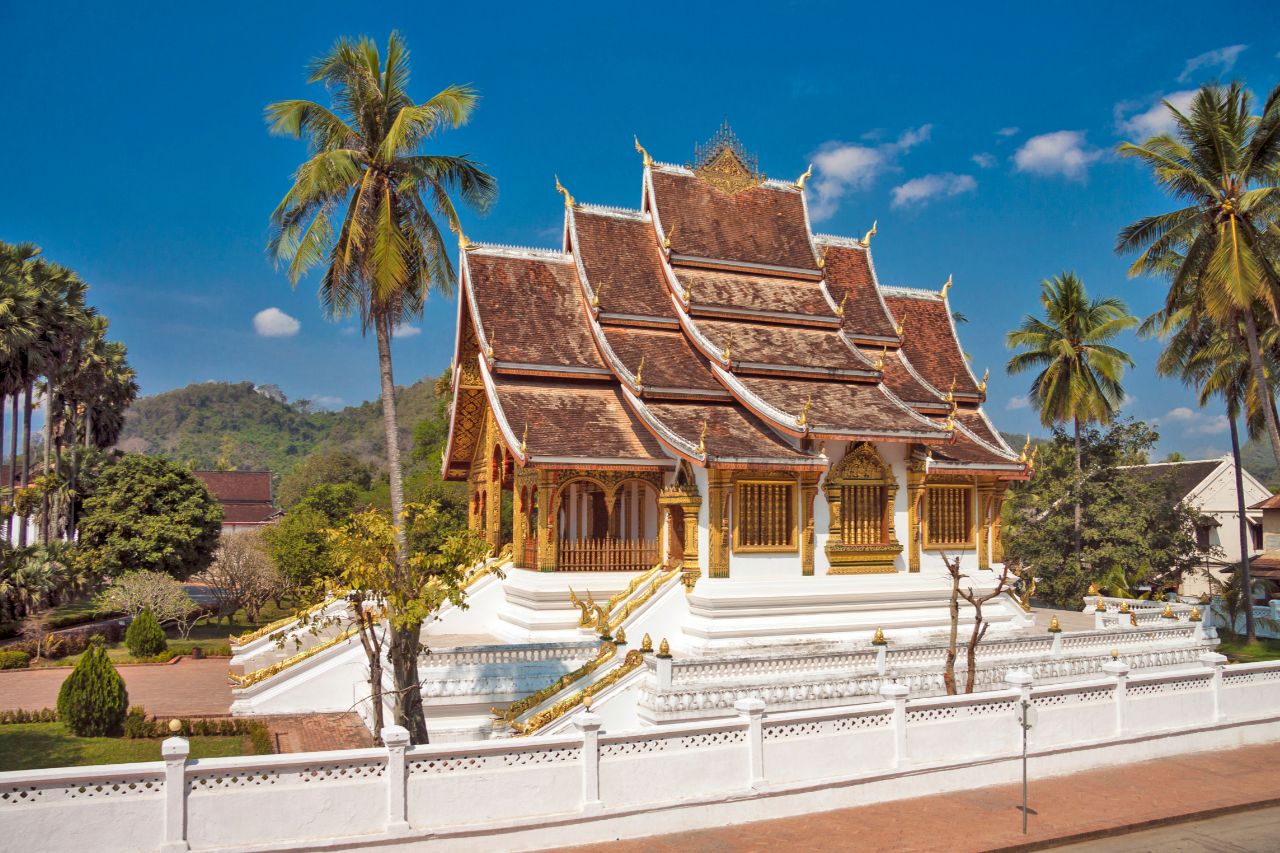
top-left (1216, 636), bottom-right (1280, 663)
top-left (0, 723), bottom-right (252, 771)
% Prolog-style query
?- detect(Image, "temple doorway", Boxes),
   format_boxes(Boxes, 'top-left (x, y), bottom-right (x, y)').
top-left (556, 479), bottom-right (660, 571)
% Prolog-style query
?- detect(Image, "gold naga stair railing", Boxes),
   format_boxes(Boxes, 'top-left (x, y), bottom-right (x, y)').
top-left (511, 647), bottom-right (647, 736)
top-left (228, 544), bottom-right (514, 690)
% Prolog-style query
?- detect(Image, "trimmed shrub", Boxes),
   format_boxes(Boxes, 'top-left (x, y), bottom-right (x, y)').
top-left (0, 650), bottom-right (31, 670)
top-left (123, 706), bottom-right (151, 738)
top-left (124, 608), bottom-right (167, 658)
top-left (56, 644), bottom-right (129, 736)
top-left (0, 708), bottom-right (58, 724)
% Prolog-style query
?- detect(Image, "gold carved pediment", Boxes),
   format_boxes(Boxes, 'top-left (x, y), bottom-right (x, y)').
top-left (829, 442), bottom-right (891, 484)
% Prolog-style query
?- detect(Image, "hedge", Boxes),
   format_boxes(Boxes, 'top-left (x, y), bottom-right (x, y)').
top-left (0, 650), bottom-right (31, 670)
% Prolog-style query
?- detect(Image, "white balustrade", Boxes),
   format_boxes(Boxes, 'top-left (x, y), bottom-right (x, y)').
top-left (5, 660), bottom-right (1280, 853)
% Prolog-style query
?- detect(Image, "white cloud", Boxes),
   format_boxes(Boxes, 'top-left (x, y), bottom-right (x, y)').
top-left (807, 124), bottom-right (933, 220)
top-left (392, 322), bottom-right (421, 338)
top-left (253, 307), bottom-right (300, 337)
top-left (971, 153), bottom-right (996, 169)
top-left (890, 173), bottom-right (977, 209)
top-left (1160, 406), bottom-right (1230, 436)
top-left (1116, 90), bottom-right (1196, 139)
top-left (1007, 395), bottom-right (1030, 411)
top-left (1178, 44), bottom-right (1247, 83)
top-left (997, 127), bottom-right (1020, 138)
top-left (1013, 131), bottom-right (1103, 180)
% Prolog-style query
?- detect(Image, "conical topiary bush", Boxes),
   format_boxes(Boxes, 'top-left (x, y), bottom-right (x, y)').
top-left (124, 607), bottom-right (168, 657)
top-left (57, 643), bottom-right (129, 736)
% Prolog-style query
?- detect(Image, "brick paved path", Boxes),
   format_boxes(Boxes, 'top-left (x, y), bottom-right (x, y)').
top-left (0, 658), bottom-right (232, 716)
top-left (260, 714), bottom-right (375, 753)
top-left (569, 740), bottom-right (1280, 853)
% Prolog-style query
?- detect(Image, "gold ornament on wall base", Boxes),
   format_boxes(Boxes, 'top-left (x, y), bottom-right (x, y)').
top-left (871, 627), bottom-right (888, 646)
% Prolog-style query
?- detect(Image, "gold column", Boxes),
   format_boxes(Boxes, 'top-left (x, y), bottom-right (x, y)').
top-left (682, 502), bottom-right (701, 588)
top-left (466, 478), bottom-right (480, 532)
top-left (977, 480), bottom-right (995, 569)
top-left (801, 474), bottom-right (819, 576)
top-left (907, 458), bottom-right (926, 572)
top-left (536, 470), bottom-right (557, 572)
top-left (485, 474), bottom-right (502, 548)
top-left (708, 469), bottom-right (731, 579)
top-left (991, 481), bottom-right (1008, 564)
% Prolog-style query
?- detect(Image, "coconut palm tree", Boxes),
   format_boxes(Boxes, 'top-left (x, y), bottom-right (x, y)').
top-left (0, 243), bottom-right (41, 543)
top-left (1007, 273), bottom-right (1137, 564)
top-left (266, 31), bottom-right (497, 741)
top-left (1117, 81), bottom-right (1280, 471)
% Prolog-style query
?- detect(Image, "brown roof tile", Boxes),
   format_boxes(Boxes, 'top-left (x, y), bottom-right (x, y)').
top-left (649, 169), bottom-right (819, 272)
top-left (695, 318), bottom-right (868, 374)
top-left (677, 268), bottom-right (835, 319)
top-left (881, 291), bottom-right (981, 397)
top-left (489, 376), bottom-right (667, 463)
top-left (641, 401), bottom-right (814, 462)
top-left (221, 503), bottom-right (283, 524)
top-left (572, 209), bottom-right (676, 320)
top-left (466, 252), bottom-right (606, 371)
top-left (734, 376), bottom-right (942, 438)
top-left (194, 471), bottom-right (273, 503)
top-left (821, 245), bottom-right (899, 341)
top-left (954, 410), bottom-right (1008, 450)
top-left (601, 327), bottom-right (724, 394)
top-left (932, 427), bottom-right (1022, 468)
top-left (858, 347), bottom-right (946, 407)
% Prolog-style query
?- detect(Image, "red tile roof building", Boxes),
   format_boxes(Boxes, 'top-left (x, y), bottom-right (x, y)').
top-left (193, 471), bottom-right (281, 532)
top-left (443, 130), bottom-right (1029, 581)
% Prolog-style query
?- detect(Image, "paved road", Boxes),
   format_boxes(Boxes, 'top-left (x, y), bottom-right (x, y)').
top-left (1059, 806), bottom-right (1280, 852)
top-left (0, 658), bottom-right (231, 716)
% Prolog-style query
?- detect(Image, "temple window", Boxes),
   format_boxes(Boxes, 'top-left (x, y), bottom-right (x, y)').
top-left (733, 480), bottom-right (797, 552)
top-left (823, 443), bottom-right (901, 573)
top-left (926, 484), bottom-right (974, 548)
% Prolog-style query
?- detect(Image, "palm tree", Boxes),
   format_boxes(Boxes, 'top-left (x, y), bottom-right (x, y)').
top-left (1117, 81), bottom-right (1280, 471)
top-left (1007, 273), bottom-right (1137, 564)
top-left (266, 32), bottom-right (497, 741)
top-left (0, 243), bottom-right (41, 543)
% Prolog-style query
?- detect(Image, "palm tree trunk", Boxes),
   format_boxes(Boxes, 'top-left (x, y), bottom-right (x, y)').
top-left (8, 394), bottom-right (16, 544)
top-left (1241, 309), bottom-right (1280, 472)
top-left (41, 396), bottom-right (51, 544)
top-left (1229, 413), bottom-right (1256, 641)
top-left (1, 393), bottom-right (7, 544)
top-left (19, 383), bottom-right (33, 548)
top-left (374, 312), bottom-right (428, 743)
top-left (1073, 416), bottom-right (1083, 566)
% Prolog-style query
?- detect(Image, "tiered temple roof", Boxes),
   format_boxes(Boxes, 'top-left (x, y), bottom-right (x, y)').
top-left (443, 134), bottom-right (1027, 480)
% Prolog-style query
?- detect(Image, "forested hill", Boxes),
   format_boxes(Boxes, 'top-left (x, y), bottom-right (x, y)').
top-left (115, 378), bottom-right (446, 474)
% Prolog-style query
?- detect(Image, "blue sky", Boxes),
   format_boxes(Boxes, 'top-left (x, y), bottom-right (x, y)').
top-left (1, 1), bottom-right (1276, 458)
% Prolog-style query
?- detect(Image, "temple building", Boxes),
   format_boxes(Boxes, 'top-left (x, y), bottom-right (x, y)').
top-left (443, 126), bottom-right (1029, 594)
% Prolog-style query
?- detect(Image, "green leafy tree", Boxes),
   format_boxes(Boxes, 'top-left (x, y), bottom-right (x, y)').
top-left (77, 454), bottom-right (223, 580)
top-left (1007, 273), bottom-right (1137, 566)
top-left (56, 642), bottom-right (128, 736)
top-left (1004, 419), bottom-right (1203, 605)
top-left (124, 606), bottom-right (168, 657)
top-left (1117, 81), bottom-right (1280, 471)
top-left (267, 32), bottom-right (497, 741)
top-left (277, 450), bottom-right (374, 508)
top-left (262, 485), bottom-right (361, 590)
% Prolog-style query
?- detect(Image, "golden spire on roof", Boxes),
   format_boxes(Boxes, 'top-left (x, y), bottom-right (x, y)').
top-left (554, 174), bottom-right (574, 208)
top-left (634, 135), bottom-right (654, 168)
top-left (798, 394), bottom-right (812, 428)
top-left (817, 248), bottom-right (826, 269)
top-left (591, 279), bottom-right (604, 309)
top-left (634, 355), bottom-right (645, 388)
top-left (1019, 434), bottom-right (1031, 463)
top-left (662, 223), bottom-right (676, 250)
top-left (520, 422), bottom-right (528, 457)
top-left (894, 310), bottom-right (905, 338)
top-left (874, 345), bottom-right (887, 371)
top-left (979, 368), bottom-right (989, 393)
top-left (861, 220), bottom-right (878, 247)
top-left (946, 377), bottom-right (956, 404)
top-left (795, 163), bottom-right (813, 190)
top-left (696, 419), bottom-right (709, 456)
top-left (835, 292), bottom-right (847, 318)
top-left (485, 330), bottom-right (495, 359)
top-left (940, 274), bottom-right (952, 297)
top-left (944, 411), bottom-right (956, 432)
top-left (692, 121), bottom-right (764, 194)
top-left (721, 330), bottom-right (734, 362)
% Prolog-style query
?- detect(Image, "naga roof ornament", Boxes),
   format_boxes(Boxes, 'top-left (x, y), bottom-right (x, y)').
top-left (634, 135), bottom-right (654, 168)
top-left (554, 174), bottom-right (574, 209)
top-left (795, 163), bottom-right (813, 190)
top-left (861, 220), bottom-right (878, 247)
top-left (940, 274), bottom-right (952, 297)
top-left (690, 121), bottom-right (765, 194)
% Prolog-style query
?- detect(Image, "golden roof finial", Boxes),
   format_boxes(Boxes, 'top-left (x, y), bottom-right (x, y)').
top-left (874, 344), bottom-right (887, 371)
top-left (861, 219), bottom-right (878, 247)
top-left (485, 330), bottom-right (495, 359)
top-left (795, 163), bottom-right (813, 190)
top-left (798, 394), bottom-right (812, 428)
top-left (682, 282), bottom-right (692, 302)
top-left (554, 174), bottom-right (574, 209)
top-left (946, 376), bottom-right (956, 404)
top-left (662, 223), bottom-right (676, 250)
top-left (521, 422), bottom-right (528, 456)
top-left (591, 277), bottom-right (605, 309)
top-left (634, 355), bottom-right (645, 388)
top-left (895, 311), bottom-right (906, 338)
top-left (1019, 434), bottom-right (1031, 463)
top-left (944, 411), bottom-right (956, 432)
top-left (940, 273), bottom-right (952, 297)
top-left (634, 135), bottom-right (654, 168)
top-left (836, 292), bottom-right (847, 318)
top-left (696, 419), bottom-right (709, 455)
top-left (979, 368), bottom-right (989, 393)
top-left (457, 231), bottom-right (471, 250)
top-left (721, 330), bottom-right (734, 362)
